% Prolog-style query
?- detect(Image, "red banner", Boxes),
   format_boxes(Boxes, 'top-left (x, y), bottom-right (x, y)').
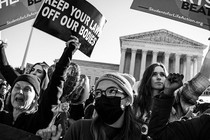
top-left (131, 0), bottom-right (210, 31)
top-left (0, 0), bottom-right (43, 31)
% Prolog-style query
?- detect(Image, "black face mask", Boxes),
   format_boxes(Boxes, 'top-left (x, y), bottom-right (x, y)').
top-left (94, 95), bottom-right (124, 125)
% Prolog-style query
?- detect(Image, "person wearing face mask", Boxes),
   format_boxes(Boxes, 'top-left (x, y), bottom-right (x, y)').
top-left (69, 72), bottom-right (141, 140)
top-left (36, 72), bottom-right (142, 140)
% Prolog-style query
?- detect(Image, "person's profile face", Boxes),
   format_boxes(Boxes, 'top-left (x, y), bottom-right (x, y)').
top-left (11, 81), bottom-right (36, 110)
top-left (151, 66), bottom-right (166, 90)
top-left (30, 64), bottom-right (44, 80)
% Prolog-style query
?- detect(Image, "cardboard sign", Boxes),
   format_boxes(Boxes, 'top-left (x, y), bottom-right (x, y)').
top-left (33, 0), bottom-right (107, 57)
top-left (0, 123), bottom-right (41, 140)
top-left (131, 0), bottom-right (210, 31)
top-left (0, 0), bottom-right (43, 31)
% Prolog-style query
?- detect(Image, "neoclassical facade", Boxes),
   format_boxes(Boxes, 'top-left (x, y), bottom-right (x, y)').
top-left (71, 59), bottom-right (119, 86)
top-left (119, 29), bottom-right (207, 82)
top-left (52, 59), bottom-right (119, 87)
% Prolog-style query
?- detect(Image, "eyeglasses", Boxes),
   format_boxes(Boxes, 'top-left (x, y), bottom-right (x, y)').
top-left (94, 87), bottom-right (127, 99)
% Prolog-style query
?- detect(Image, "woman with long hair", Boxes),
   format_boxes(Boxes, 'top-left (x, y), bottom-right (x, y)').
top-left (133, 63), bottom-right (167, 123)
top-left (133, 54), bottom-right (210, 137)
top-left (148, 73), bottom-right (210, 140)
top-left (37, 72), bottom-right (142, 140)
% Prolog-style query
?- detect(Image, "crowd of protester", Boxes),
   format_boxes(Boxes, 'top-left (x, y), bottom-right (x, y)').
top-left (1, 37), bottom-right (210, 140)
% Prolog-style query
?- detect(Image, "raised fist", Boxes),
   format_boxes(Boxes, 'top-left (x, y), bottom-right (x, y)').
top-left (164, 73), bottom-right (184, 96)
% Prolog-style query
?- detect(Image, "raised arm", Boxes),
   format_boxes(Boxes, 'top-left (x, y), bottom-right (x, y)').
top-left (200, 47), bottom-right (210, 79)
top-left (149, 74), bottom-right (197, 140)
top-left (36, 36), bottom-right (80, 129)
top-left (44, 37), bottom-right (80, 104)
top-left (177, 47), bottom-right (210, 110)
top-left (148, 93), bottom-right (204, 140)
top-left (0, 41), bottom-right (19, 86)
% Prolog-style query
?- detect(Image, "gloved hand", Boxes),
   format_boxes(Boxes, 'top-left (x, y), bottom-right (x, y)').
top-left (164, 73), bottom-right (184, 96)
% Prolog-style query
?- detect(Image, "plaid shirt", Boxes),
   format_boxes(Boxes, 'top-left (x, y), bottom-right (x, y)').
top-left (179, 72), bottom-right (210, 104)
top-left (170, 72), bottom-right (210, 122)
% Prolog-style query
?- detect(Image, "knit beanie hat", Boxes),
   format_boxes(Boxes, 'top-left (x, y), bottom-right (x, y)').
top-left (121, 73), bottom-right (136, 88)
top-left (12, 74), bottom-right (41, 96)
top-left (95, 72), bottom-right (134, 105)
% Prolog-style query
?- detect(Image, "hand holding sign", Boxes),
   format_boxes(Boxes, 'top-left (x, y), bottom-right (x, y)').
top-left (66, 35), bottom-right (81, 55)
top-left (33, 0), bottom-right (107, 57)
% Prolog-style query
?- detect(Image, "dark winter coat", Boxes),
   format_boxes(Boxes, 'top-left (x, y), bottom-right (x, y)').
top-left (148, 95), bottom-right (210, 140)
top-left (0, 45), bottom-right (74, 134)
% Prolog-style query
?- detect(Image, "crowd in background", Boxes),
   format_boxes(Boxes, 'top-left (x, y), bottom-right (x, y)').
top-left (1, 37), bottom-right (210, 140)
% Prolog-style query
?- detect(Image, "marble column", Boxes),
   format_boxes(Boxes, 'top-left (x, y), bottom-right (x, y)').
top-left (186, 54), bottom-right (192, 81)
top-left (197, 56), bottom-right (202, 73)
top-left (152, 51), bottom-right (158, 63)
top-left (130, 48), bottom-right (137, 75)
top-left (119, 48), bottom-right (126, 73)
top-left (193, 57), bottom-right (197, 77)
top-left (175, 53), bottom-right (181, 73)
top-left (164, 52), bottom-right (170, 71)
top-left (140, 50), bottom-right (147, 80)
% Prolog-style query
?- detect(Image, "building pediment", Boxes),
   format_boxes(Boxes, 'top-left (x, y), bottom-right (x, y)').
top-left (120, 29), bottom-right (207, 49)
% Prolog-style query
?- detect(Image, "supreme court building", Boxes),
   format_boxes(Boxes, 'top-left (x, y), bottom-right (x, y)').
top-left (119, 29), bottom-right (208, 82)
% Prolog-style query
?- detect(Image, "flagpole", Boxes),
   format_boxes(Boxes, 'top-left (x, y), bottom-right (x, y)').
top-left (20, 27), bottom-right (33, 70)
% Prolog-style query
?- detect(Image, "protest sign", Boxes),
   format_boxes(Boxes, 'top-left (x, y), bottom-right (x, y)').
top-left (33, 0), bottom-right (107, 57)
top-left (131, 0), bottom-right (210, 31)
top-left (0, 123), bottom-right (41, 140)
top-left (0, 0), bottom-right (43, 31)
